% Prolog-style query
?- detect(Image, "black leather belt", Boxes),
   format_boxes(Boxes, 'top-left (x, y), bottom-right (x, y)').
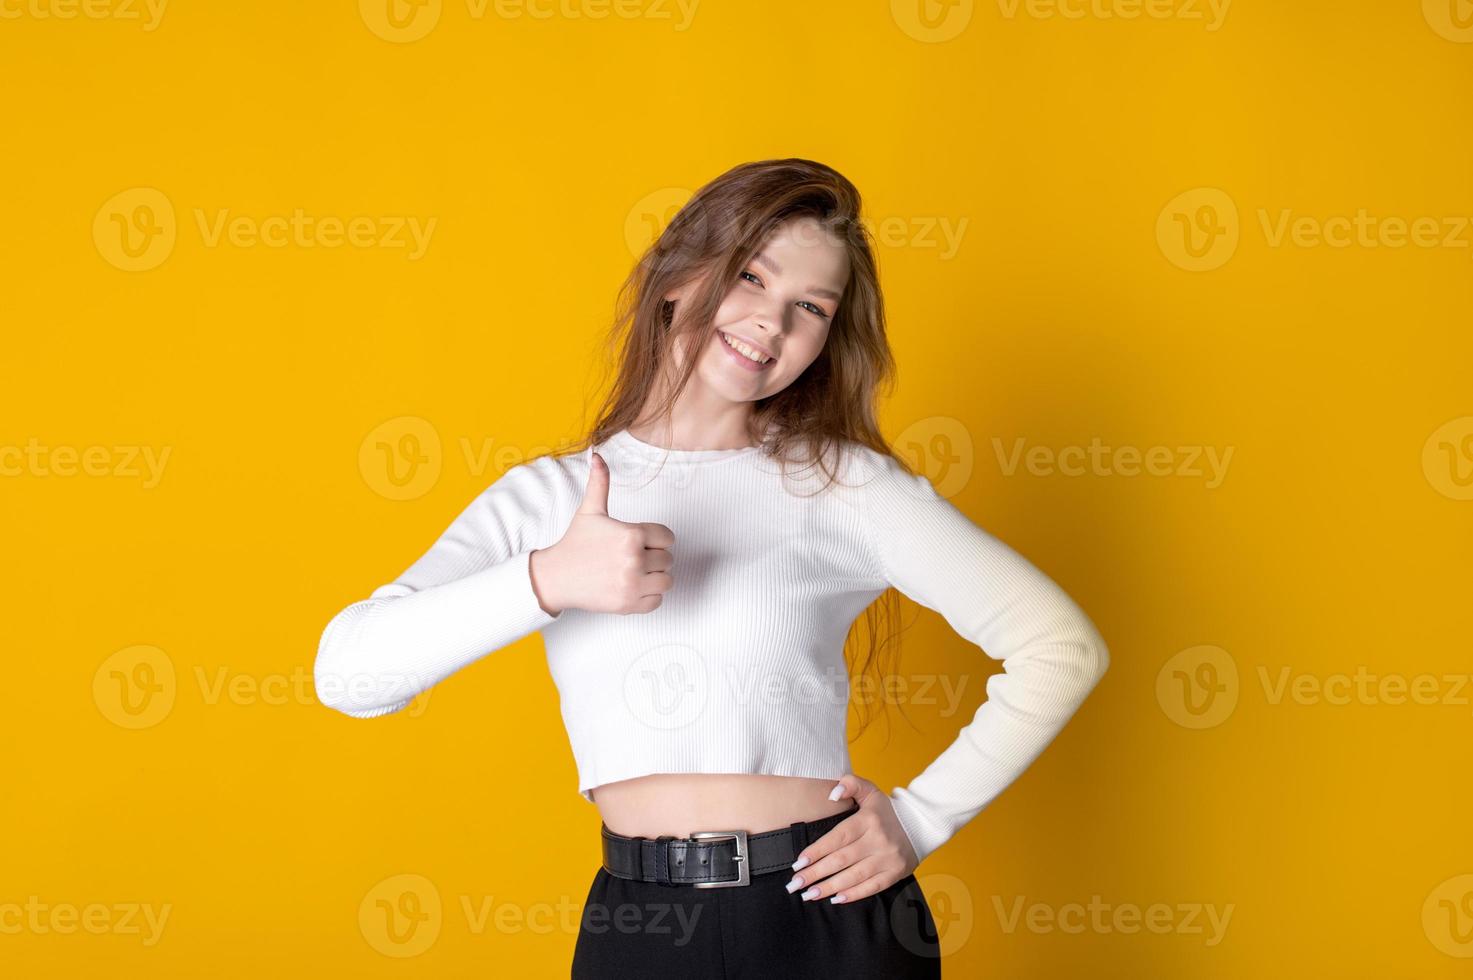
top-left (600, 800), bottom-right (860, 888)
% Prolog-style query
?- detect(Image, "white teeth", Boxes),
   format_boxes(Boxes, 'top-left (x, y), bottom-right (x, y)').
top-left (721, 331), bottom-right (771, 364)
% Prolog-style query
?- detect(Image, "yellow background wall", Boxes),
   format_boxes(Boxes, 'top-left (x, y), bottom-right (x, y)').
top-left (4, 1), bottom-right (1471, 976)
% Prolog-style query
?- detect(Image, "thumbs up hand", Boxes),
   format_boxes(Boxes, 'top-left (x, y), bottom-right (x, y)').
top-left (528, 452), bottom-right (676, 616)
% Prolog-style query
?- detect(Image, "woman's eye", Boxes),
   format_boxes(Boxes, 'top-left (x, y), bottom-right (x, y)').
top-left (740, 269), bottom-right (829, 318)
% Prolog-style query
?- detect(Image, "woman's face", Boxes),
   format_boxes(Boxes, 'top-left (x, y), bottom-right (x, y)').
top-left (668, 215), bottom-right (850, 405)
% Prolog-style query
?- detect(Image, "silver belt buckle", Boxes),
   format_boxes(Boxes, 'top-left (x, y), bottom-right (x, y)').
top-left (688, 830), bottom-right (749, 888)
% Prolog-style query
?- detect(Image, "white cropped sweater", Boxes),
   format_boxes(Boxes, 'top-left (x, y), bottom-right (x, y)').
top-left (314, 427), bottom-right (1110, 864)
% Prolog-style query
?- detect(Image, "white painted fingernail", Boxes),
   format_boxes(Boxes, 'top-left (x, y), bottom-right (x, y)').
top-left (800, 887), bottom-right (820, 901)
top-left (830, 894), bottom-right (847, 904)
top-left (785, 877), bottom-right (803, 893)
top-left (791, 855), bottom-right (809, 872)
top-left (828, 784), bottom-right (844, 801)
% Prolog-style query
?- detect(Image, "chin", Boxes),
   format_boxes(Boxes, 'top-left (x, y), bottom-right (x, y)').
top-left (697, 367), bottom-right (767, 403)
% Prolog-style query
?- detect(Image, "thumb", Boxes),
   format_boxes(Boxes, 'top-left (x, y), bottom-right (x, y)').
top-left (828, 773), bottom-right (876, 803)
top-left (578, 450), bottom-right (610, 516)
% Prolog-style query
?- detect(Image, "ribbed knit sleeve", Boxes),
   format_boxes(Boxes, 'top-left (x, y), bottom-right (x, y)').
top-left (313, 457), bottom-right (563, 718)
top-left (858, 450), bottom-right (1110, 864)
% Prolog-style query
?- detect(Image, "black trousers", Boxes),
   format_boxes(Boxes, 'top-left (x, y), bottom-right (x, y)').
top-left (570, 807), bottom-right (942, 978)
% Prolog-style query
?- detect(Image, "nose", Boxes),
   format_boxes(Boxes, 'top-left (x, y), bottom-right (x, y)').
top-left (753, 298), bottom-right (790, 337)
top-left (750, 318), bottom-right (783, 352)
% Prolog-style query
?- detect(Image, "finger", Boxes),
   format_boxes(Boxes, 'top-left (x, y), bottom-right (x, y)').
top-left (790, 815), bottom-right (872, 883)
top-left (578, 452), bottom-right (610, 516)
top-left (793, 840), bottom-right (867, 891)
top-left (627, 593), bottom-right (663, 614)
top-left (791, 808), bottom-right (865, 870)
top-left (640, 548), bottom-right (673, 573)
top-left (826, 773), bottom-right (860, 802)
top-left (640, 571), bottom-right (673, 597)
top-left (828, 772), bottom-right (880, 805)
top-left (796, 856), bottom-right (884, 903)
top-left (637, 522), bottom-right (675, 549)
top-left (826, 870), bottom-right (900, 905)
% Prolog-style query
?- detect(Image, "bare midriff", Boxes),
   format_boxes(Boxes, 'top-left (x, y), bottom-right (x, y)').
top-left (591, 773), bottom-right (854, 838)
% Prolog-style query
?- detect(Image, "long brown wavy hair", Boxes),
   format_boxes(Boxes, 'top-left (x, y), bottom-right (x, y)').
top-left (553, 157), bottom-right (923, 741)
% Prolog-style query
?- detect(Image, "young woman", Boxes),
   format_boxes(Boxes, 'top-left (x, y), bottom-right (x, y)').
top-left (314, 158), bottom-right (1110, 977)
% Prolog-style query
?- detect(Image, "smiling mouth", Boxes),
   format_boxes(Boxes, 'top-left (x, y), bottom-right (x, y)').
top-left (718, 330), bottom-right (775, 365)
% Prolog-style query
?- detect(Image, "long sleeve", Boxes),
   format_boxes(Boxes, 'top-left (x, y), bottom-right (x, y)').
top-left (857, 450), bottom-right (1110, 864)
top-left (313, 456), bottom-right (564, 718)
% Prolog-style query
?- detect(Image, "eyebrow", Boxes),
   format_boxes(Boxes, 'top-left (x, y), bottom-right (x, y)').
top-left (752, 251), bottom-right (844, 303)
